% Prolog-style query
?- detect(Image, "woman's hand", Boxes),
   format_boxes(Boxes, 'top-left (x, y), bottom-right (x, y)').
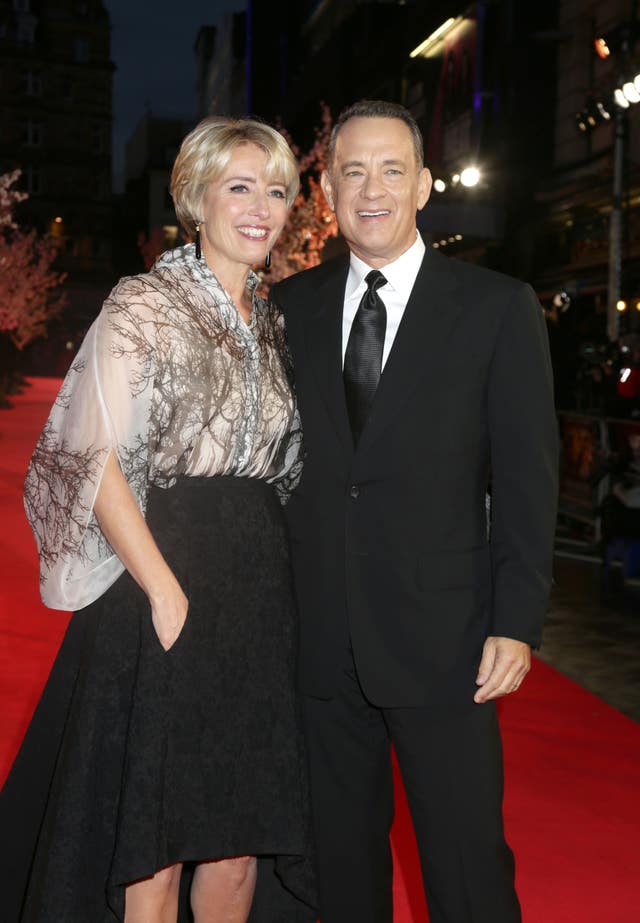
top-left (94, 452), bottom-right (191, 652)
top-left (150, 583), bottom-right (189, 651)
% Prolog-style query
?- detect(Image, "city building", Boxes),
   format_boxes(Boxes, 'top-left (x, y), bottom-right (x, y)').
top-left (533, 0), bottom-right (640, 343)
top-left (0, 0), bottom-right (114, 320)
top-left (195, 14), bottom-right (247, 120)
top-left (118, 113), bottom-right (190, 272)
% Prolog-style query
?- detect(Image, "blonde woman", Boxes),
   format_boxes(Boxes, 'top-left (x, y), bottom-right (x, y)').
top-left (0, 118), bottom-right (315, 923)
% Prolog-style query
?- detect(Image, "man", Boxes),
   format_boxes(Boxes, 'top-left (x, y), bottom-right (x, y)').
top-left (272, 100), bottom-right (558, 923)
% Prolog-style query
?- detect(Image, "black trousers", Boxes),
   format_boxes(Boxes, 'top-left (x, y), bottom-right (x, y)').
top-left (302, 651), bottom-right (521, 923)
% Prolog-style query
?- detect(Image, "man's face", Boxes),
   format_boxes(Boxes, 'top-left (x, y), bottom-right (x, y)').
top-left (321, 117), bottom-right (431, 268)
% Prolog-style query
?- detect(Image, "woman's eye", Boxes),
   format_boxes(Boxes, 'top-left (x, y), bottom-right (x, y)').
top-left (229, 184), bottom-right (248, 193)
top-left (269, 189), bottom-right (286, 199)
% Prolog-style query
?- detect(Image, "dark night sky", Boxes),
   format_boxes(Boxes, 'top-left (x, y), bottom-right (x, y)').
top-left (104, 0), bottom-right (246, 189)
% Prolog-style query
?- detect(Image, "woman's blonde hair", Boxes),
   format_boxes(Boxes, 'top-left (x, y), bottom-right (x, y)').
top-left (170, 117), bottom-right (300, 235)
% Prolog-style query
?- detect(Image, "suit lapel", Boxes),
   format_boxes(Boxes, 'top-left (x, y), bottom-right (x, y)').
top-left (303, 257), bottom-right (353, 456)
top-left (356, 249), bottom-right (464, 456)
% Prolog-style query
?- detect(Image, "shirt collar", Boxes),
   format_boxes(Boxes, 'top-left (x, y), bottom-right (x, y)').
top-left (345, 232), bottom-right (426, 302)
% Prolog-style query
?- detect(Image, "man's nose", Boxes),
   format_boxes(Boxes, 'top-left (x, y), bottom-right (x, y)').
top-left (361, 174), bottom-right (385, 198)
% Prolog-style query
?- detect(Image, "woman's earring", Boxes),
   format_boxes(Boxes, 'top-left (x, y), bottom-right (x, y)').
top-left (195, 224), bottom-right (202, 260)
top-left (265, 250), bottom-right (271, 269)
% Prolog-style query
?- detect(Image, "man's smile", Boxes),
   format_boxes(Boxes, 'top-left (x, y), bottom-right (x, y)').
top-left (356, 209), bottom-right (391, 219)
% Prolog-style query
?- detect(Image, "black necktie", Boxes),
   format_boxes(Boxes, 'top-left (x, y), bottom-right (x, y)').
top-left (344, 269), bottom-right (387, 445)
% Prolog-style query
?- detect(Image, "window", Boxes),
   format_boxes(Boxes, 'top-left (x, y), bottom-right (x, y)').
top-left (24, 71), bottom-right (42, 96)
top-left (163, 225), bottom-right (179, 246)
top-left (25, 165), bottom-right (42, 195)
top-left (22, 121), bottom-right (43, 146)
top-left (74, 36), bottom-right (89, 62)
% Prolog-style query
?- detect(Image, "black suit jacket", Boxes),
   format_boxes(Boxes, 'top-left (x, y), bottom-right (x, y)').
top-left (272, 248), bottom-right (558, 707)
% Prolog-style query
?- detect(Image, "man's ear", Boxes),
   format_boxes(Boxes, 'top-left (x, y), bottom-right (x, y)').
top-left (320, 170), bottom-right (335, 210)
top-left (417, 167), bottom-right (432, 211)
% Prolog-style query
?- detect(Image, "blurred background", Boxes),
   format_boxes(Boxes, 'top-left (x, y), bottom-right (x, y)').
top-left (1, 0), bottom-right (640, 592)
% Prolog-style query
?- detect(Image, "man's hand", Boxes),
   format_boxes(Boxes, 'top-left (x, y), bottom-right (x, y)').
top-left (474, 636), bottom-right (531, 704)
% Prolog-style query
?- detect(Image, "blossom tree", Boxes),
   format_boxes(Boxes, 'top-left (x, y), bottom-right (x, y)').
top-left (137, 227), bottom-right (173, 271)
top-left (0, 169), bottom-right (66, 402)
top-left (267, 103), bottom-right (338, 284)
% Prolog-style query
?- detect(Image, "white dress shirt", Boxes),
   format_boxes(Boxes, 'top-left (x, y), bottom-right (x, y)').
top-left (341, 233), bottom-right (426, 370)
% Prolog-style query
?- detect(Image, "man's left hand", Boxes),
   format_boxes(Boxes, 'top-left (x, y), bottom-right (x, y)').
top-left (473, 636), bottom-right (531, 704)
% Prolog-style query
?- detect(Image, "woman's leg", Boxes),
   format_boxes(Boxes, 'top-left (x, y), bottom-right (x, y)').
top-left (191, 855), bottom-right (258, 923)
top-left (124, 863), bottom-right (183, 923)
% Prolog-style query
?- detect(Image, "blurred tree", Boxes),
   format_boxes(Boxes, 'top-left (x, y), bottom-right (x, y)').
top-left (268, 103), bottom-right (338, 284)
top-left (0, 170), bottom-right (66, 404)
top-left (137, 227), bottom-right (172, 271)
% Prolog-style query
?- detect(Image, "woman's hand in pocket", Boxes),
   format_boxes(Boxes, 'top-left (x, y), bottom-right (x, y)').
top-left (93, 453), bottom-right (189, 652)
top-left (150, 581), bottom-right (189, 651)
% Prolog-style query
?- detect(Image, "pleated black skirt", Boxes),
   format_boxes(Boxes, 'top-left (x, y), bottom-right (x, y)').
top-left (0, 476), bottom-right (316, 922)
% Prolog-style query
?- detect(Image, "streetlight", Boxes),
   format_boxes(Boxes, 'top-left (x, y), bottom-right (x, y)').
top-left (621, 79), bottom-right (640, 102)
top-left (575, 97), bottom-right (612, 130)
top-left (614, 87), bottom-right (630, 108)
top-left (460, 166), bottom-right (481, 187)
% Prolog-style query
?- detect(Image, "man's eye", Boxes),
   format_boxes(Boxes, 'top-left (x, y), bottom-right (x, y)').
top-left (345, 171), bottom-right (363, 178)
top-left (386, 169), bottom-right (402, 176)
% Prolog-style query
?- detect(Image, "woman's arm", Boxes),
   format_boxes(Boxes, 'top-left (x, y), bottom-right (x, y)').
top-left (94, 451), bottom-right (187, 650)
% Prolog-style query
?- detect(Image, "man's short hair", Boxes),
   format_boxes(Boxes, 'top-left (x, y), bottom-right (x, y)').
top-left (328, 100), bottom-right (424, 171)
top-left (170, 117), bottom-right (299, 236)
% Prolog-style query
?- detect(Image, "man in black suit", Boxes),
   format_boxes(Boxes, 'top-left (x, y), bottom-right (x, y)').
top-left (272, 100), bottom-right (558, 923)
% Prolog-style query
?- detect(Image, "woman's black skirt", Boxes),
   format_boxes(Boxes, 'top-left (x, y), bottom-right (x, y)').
top-left (0, 476), bottom-right (316, 922)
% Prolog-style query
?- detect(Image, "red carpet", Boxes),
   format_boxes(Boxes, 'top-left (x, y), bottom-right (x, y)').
top-left (1, 378), bottom-right (639, 922)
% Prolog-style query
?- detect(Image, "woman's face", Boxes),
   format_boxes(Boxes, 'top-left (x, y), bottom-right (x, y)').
top-left (199, 142), bottom-right (288, 277)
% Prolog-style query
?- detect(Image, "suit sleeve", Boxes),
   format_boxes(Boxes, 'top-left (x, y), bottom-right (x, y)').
top-left (488, 283), bottom-right (559, 647)
top-left (269, 281), bottom-right (289, 321)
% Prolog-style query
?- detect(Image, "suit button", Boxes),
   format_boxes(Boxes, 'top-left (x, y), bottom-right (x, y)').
top-left (349, 484), bottom-right (360, 499)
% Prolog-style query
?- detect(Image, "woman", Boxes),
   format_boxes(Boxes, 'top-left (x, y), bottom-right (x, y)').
top-left (0, 118), bottom-right (315, 922)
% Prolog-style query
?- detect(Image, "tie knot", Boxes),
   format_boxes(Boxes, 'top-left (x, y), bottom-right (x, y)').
top-left (365, 270), bottom-right (387, 294)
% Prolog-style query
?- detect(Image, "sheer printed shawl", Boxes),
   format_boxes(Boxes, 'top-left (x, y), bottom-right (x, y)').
top-left (24, 251), bottom-right (302, 612)
top-left (24, 280), bottom-right (157, 611)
